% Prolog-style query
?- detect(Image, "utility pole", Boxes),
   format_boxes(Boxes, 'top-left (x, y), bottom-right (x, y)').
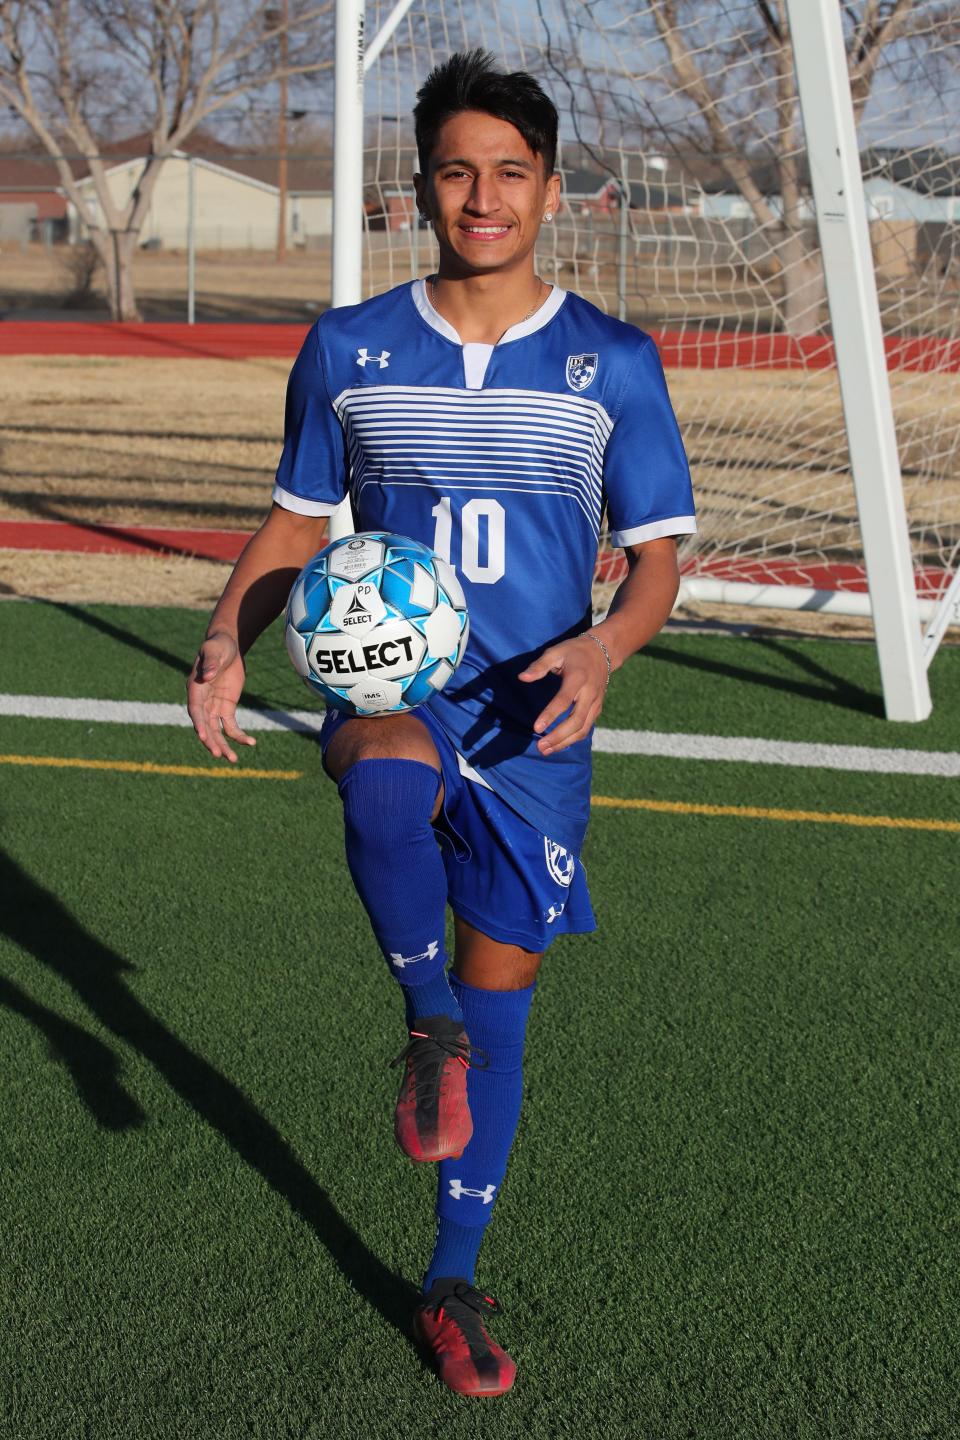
top-left (267, 0), bottom-right (289, 261)
top-left (278, 0), bottom-right (289, 260)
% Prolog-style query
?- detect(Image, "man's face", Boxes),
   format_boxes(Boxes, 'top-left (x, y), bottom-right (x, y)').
top-left (415, 110), bottom-right (560, 277)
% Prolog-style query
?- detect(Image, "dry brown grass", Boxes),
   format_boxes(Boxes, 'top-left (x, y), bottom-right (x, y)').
top-left (0, 354), bottom-right (288, 605)
top-left (0, 244), bottom-right (332, 321)
top-left (0, 355), bottom-right (287, 530)
top-left (0, 548), bottom-right (230, 608)
top-left (0, 352), bottom-right (956, 619)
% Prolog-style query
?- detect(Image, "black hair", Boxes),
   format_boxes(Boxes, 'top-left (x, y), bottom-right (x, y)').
top-left (413, 50), bottom-right (558, 178)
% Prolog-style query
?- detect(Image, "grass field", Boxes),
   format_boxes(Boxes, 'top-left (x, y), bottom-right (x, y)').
top-left (3, 599), bottom-right (958, 1438)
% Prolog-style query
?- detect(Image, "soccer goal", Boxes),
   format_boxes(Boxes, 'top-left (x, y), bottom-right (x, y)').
top-left (331, 0), bottom-right (959, 722)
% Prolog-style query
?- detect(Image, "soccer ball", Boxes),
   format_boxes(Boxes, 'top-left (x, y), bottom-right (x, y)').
top-left (284, 531), bottom-right (470, 716)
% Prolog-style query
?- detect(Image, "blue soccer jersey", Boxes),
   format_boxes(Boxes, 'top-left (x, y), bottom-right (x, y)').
top-left (274, 279), bottom-right (695, 852)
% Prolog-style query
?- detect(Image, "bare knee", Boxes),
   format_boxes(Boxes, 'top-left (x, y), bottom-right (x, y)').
top-left (326, 715), bottom-right (443, 820)
top-left (452, 916), bottom-right (543, 989)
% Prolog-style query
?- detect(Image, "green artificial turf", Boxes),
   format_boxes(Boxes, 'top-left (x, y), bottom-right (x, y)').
top-left (3, 599), bottom-right (960, 751)
top-left (1, 602), bottom-right (959, 1438)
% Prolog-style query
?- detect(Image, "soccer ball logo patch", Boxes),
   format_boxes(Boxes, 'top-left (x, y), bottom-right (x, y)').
top-left (565, 353), bottom-right (598, 392)
top-left (544, 838), bottom-right (575, 888)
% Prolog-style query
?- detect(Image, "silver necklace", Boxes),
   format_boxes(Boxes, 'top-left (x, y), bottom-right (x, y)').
top-left (429, 276), bottom-right (547, 332)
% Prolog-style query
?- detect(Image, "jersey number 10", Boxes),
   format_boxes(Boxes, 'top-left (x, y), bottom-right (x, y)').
top-left (430, 497), bottom-right (505, 585)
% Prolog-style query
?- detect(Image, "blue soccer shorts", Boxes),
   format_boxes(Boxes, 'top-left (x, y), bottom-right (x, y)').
top-left (320, 705), bottom-right (596, 954)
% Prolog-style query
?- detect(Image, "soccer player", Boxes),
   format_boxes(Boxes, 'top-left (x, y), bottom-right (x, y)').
top-left (187, 51), bottom-right (695, 1396)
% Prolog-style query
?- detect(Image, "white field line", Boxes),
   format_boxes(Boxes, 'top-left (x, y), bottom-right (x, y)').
top-left (0, 693), bottom-right (324, 734)
top-left (1, 692), bottom-right (958, 778)
top-left (593, 728), bottom-right (960, 778)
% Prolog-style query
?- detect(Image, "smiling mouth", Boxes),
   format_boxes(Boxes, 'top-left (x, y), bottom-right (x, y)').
top-left (459, 224), bottom-right (511, 238)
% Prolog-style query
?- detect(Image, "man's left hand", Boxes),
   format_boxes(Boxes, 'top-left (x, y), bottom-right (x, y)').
top-left (518, 634), bottom-right (609, 755)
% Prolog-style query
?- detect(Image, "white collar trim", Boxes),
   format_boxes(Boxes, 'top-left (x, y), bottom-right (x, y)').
top-left (411, 277), bottom-right (565, 345)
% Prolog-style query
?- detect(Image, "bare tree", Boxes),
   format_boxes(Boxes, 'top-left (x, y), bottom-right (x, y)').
top-left (0, 0), bottom-right (334, 319)
top-left (537, 0), bottom-right (943, 335)
top-left (647, 0), bottom-right (920, 333)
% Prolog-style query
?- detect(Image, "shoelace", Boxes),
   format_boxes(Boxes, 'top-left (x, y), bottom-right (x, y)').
top-left (389, 1027), bottom-right (489, 1104)
top-left (430, 1283), bottom-right (503, 1360)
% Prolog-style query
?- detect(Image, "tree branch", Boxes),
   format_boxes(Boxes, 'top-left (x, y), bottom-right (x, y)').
top-left (649, 0), bottom-right (779, 230)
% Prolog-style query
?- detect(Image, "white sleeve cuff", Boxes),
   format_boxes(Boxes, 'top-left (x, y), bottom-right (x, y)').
top-left (610, 515), bottom-right (697, 547)
top-left (272, 484), bottom-right (341, 518)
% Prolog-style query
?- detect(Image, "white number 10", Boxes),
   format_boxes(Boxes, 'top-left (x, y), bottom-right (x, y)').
top-left (430, 497), bottom-right (505, 585)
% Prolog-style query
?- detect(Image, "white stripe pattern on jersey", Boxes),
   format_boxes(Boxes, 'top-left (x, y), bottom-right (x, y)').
top-left (332, 385), bottom-right (613, 537)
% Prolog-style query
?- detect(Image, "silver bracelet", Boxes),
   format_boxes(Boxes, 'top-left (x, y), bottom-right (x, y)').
top-left (587, 631), bottom-right (612, 687)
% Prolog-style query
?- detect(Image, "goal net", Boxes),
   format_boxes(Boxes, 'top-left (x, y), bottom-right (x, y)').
top-left (357, 0), bottom-right (959, 626)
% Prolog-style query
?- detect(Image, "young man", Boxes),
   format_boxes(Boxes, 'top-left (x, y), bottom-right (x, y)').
top-left (187, 51), bottom-right (695, 1397)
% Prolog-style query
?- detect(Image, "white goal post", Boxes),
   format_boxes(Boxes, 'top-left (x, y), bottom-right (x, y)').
top-left (331, 0), bottom-right (960, 722)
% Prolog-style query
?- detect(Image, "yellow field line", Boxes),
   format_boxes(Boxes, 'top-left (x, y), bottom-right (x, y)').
top-left (0, 754), bottom-right (302, 781)
top-left (1, 754), bottom-right (954, 829)
top-left (591, 794), bottom-right (960, 834)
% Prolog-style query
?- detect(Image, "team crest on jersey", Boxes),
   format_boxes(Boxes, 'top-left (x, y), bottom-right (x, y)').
top-left (544, 837), bottom-right (575, 887)
top-left (565, 352), bottom-right (598, 391)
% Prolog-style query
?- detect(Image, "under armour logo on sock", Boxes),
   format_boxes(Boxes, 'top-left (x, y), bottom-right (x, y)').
top-left (357, 347), bottom-right (390, 368)
top-left (448, 1178), bottom-right (496, 1204)
top-left (389, 940), bottom-right (439, 968)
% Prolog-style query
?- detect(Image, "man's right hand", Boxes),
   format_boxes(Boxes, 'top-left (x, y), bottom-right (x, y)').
top-left (186, 631), bottom-right (256, 763)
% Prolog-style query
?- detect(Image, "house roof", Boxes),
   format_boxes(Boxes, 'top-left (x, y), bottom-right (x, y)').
top-left (560, 167), bottom-right (608, 197)
top-left (0, 189), bottom-right (67, 218)
top-left (696, 146), bottom-right (960, 199)
top-left (64, 139), bottom-right (335, 198)
top-left (219, 152), bottom-right (333, 192)
top-left (0, 153), bottom-right (64, 189)
top-left (42, 133), bottom-right (333, 193)
top-left (862, 146), bottom-right (960, 197)
top-left (699, 154), bottom-right (814, 195)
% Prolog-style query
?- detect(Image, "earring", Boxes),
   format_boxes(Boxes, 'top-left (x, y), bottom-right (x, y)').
top-left (544, 211), bottom-right (554, 222)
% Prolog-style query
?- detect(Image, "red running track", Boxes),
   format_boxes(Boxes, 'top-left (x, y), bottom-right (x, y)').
top-left (0, 519), bottom-right (251, 562)
top-left (0, 322), bottom-right (309, 360)
top-left (2, 519), bottom-right (952, 601)
top-left (597, 550), bottom-right (951, 597)
top-left (0, 321), bottom-right (957, 371)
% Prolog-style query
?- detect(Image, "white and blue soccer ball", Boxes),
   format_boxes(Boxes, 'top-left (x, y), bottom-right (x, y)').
top-left (284, 531), bottom-right (469, 716)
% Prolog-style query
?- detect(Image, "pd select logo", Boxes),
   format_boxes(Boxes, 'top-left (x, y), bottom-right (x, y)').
top-left (329, 580), bottom-right (386, 633)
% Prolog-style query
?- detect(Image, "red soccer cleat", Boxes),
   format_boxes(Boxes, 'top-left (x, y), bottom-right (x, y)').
top-left (390, 1015), bottom-right (479, 1162)
top-left (413, 1279), bottom-right (517, 1396)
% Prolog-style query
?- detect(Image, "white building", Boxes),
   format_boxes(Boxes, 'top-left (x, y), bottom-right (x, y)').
top-left (69, 149), bottom-right (332, 250)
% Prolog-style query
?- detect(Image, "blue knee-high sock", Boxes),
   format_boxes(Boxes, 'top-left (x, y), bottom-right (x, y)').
top-left (424, 976), bottom-right (536, 1290)
top-left (338, 758), bottom-right (460, 1021)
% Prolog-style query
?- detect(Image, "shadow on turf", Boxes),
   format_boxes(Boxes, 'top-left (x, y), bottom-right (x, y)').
top-left (40, 599), bottom-right (306, 723)
top-left (0, 848), bottom-right (419, 1335)
top-left (644, 633), bottom-right (884, 717)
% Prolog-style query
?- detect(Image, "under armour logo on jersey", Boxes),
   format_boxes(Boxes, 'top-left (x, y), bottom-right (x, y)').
top-left (448, 1178), bottom-right (497, 1204)
top-left (546, 902), bottom-right (566, 924)
top-left (389, 940), bottom-right (439, 969)
top-left (544, 837), bottom-right (575, 888)
top-left (566, 352), bottom-right (598, 391)
top-left (357, 347), bottom-right (390, 368)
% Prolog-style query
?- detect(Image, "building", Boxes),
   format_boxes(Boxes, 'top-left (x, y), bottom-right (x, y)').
top-left (0, 154), bottom-right (69, 243)
top-left (66, 136), bottom-right (333, 250)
